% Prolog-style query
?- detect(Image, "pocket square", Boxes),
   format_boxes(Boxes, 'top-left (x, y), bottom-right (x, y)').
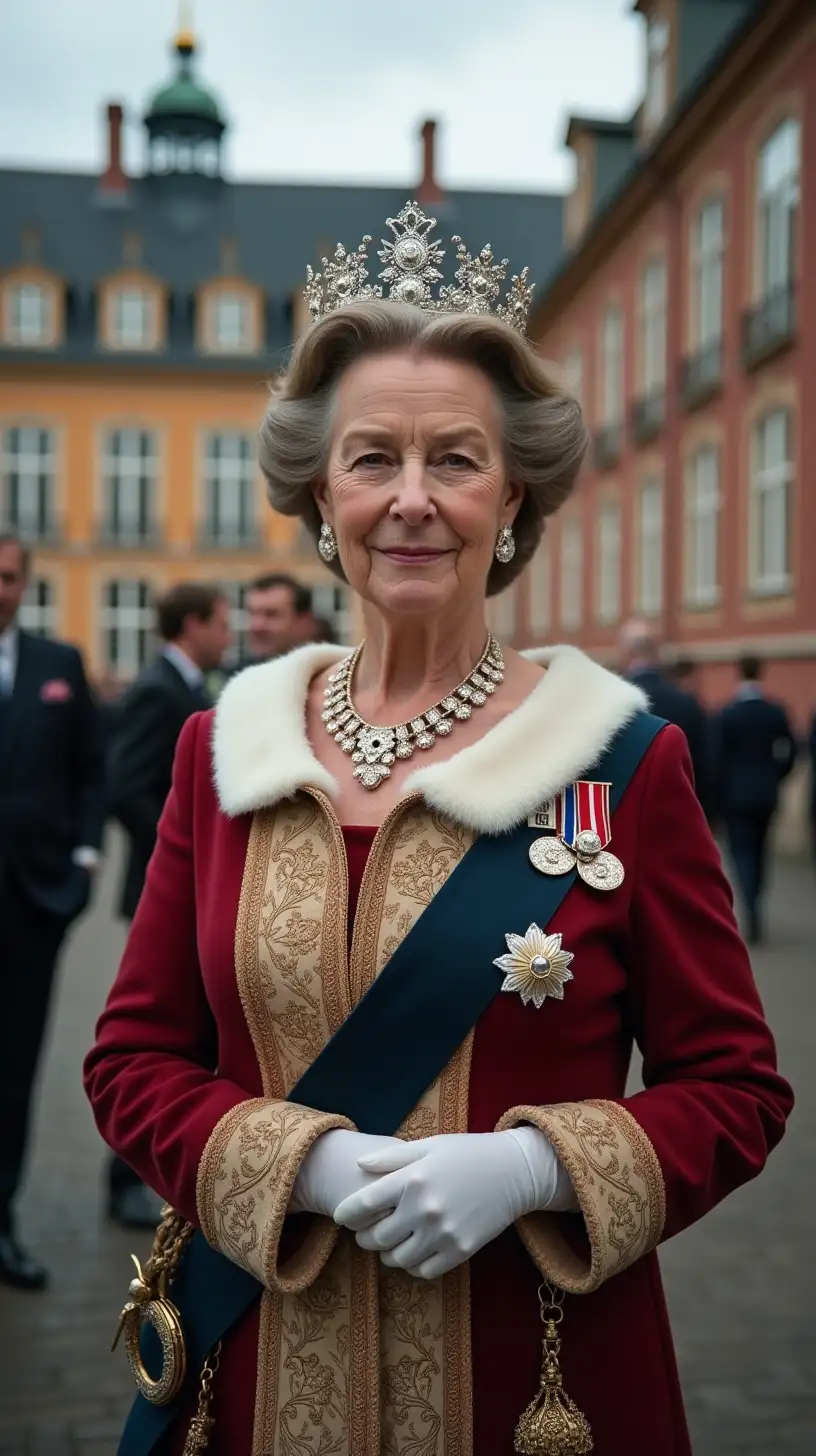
top-left (41, 678), bottom-right (73, 703)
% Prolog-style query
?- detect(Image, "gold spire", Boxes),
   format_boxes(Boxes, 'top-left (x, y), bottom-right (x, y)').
top-left (174, 0), bottom-right (195, 52)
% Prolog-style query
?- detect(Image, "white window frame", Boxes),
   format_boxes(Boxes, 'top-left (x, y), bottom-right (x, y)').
top-left (0, 426), bottom-right (55, 540)
top-left (203, 432), bottom-right (256, 547)
top-left (208, 293), bottom-right (252, 353)
top-left (4, 282), bottom-right (55, 346)
top-left (219, 581), bottom-right (250, 666)
top-left (529, 537), bottom-right (552, 636)
top-left (101, 428), bottom-right (158, 546)
top-left (640, 258), bottom-right (666, 392)
top-left (756, 118), bottom-right (800, 297)
top-left (559, 518), bottom-right (583, 630)
top-left (108, 288), bottom-right (157, 350)
top-left (637, 477), bottom-right (663, 617)
top-left (684, 445), bottom-right (720, 608)
top-left (644, 16), bottom-right (671, 133)
top-left (100, 580), bottom-right (154, 678)
top-left (750, 409), bottom-right (793, 596)
top-left (596, 500), bottom-right (622, 625)
top-left (19, 576), bottom-right (57, 636)
top-left (600, 306), bottom-right (624, 427)
top-left (692, 196), bottom-right (724, 348)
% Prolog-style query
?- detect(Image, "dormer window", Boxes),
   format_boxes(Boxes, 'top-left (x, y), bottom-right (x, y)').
top-left (209, 292), bottom-right (249, 352)
top-left (210, 292), bottom-right (250, 352)
top-left (108, 287), bottom-right (159, 350)
top-left (644, 17), bottom-right (670, 133)
top-left (3, 281), bottom-right (56, 347)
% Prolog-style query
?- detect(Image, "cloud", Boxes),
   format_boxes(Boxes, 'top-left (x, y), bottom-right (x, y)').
top-left (0, 0), bottom-right (641, 189)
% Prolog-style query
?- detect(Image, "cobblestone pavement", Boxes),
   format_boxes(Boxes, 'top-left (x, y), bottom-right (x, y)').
top-left (0, 837), bottom-right (813, 1454)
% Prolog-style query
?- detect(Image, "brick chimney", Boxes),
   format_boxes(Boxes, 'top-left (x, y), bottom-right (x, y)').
top-left (99, 103), bottom-right (128, 199)
top-left (416, 119), bottom-right (444, 204)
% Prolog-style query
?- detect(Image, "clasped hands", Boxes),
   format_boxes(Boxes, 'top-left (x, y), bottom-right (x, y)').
top-left (290, 1127), bottom-right (575, 1282)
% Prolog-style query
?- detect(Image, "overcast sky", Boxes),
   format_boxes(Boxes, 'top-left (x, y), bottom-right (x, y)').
top-left (0, 0), bottom-right (642, 192)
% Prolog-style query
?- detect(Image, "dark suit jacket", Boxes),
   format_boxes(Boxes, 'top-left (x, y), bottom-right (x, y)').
top-left (0, 631), bottom-right (105, 920)
top-left (712, 693), bottom-right (798, 817)
top-left (108, 653), bottom-right (210, 918)
top-left (810, 710), bottom-right (816, 817)
top-left (628, 667), bottom-right (711, 815)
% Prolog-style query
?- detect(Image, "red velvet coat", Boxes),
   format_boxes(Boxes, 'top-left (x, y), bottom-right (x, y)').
top-left (85, 645), bottom-right (792, 1456)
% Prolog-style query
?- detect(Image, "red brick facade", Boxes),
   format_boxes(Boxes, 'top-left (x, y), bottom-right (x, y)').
top-left (518, 0), bottom-right (815, 731)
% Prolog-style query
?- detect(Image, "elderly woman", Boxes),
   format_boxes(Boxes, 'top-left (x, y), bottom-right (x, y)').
top-left (85, 204), bottom-right (791, 1456)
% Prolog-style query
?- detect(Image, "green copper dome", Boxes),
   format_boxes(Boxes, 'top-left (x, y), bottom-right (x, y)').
top-left (144, 37), bottom-right (225, 137)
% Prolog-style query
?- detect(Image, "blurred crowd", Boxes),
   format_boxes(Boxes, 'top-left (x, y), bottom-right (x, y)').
top-left (1, 527), bottom-right (815, 1290)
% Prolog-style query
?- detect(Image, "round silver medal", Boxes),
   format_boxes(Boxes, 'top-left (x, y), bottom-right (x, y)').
top-left (575, 829), bottom-right (603, 860)
top-left (576, 850), bottom-right (625, 891)
top-left (529, 837), bottom-right (577, 877)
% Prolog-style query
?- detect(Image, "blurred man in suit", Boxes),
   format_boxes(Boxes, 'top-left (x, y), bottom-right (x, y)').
top-left (619, 620), bottom-right (711, 816)
top-left (713, 656), bottom-right (797, 944)
top-left (241, 573), bottom-right (316, 667)
top-left (106, 581), bottom-right (230, 1225)
top-left (810, 707), bottom-right (816, 874)
top-left (0, 533), bottom-right (105, 1288)
top-left (671, 657), bottom-right (699, 692)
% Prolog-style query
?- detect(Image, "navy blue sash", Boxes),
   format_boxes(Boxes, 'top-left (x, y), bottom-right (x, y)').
top-left (119, 711), bottom-right (664, 1454)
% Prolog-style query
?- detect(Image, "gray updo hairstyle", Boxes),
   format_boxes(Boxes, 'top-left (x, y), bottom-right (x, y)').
top-left (258, 301), bottom-right (587, 595)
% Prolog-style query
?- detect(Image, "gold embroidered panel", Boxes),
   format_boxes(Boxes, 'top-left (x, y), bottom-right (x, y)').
top-left (498, 1098), bottom-right (667, 1295)
top-left (231, 794), bottom-right (476, 1455)
top-left (197, 1099), bottom-right (348, 1291)
top-left (352, 805), bottom-right (476, 1003)
top-left (236, 795), bottom-right (349, 1101)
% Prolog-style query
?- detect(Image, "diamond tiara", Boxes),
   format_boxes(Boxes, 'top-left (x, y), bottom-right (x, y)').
top-left (303, 200), bottom-right (534, 334)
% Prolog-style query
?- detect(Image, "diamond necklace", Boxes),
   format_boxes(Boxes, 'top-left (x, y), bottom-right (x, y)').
top-left (321, 636), bottom-right (506, 791)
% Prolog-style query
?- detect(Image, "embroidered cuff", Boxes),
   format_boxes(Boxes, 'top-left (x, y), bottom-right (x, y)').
top-left (196, 1098), bottom-right (355, 1294)
top-left (496, 1099), bottom-right (666, 1294)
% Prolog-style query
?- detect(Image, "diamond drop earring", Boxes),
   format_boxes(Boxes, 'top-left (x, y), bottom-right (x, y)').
top-left (495, 524), bottom-right (516, 564)
top-left (318, 522), bottom-right (338, 563)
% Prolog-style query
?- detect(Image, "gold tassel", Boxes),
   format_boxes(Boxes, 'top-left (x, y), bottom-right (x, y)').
top-left (182, 1342), bottom-right (221, 1455)
top-left (515, 1285), bottom-right (593, 1456)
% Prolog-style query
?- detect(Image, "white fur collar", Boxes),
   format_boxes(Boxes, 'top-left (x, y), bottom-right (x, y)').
top-left (213, 643), bottom-right (647, 834)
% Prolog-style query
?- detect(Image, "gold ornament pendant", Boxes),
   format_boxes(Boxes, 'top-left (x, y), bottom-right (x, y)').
top-left (515, 1285), bottom-right (593, 1455)
top-left (111, 1209), bottom-right (193, 1406)
top-left (182, 1410), bottom-right (215, 1455)
top-left (111, 1254), bottom-right (186, 1405)
top-left (182, 1342), bottom-right (222, 1454)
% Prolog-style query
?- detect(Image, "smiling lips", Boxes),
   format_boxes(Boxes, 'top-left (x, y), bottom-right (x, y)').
top-left (377, 546), bottom-right (451, 565)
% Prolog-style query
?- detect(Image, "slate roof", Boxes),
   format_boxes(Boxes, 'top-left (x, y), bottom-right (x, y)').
top-left (0, 167), bottom-right (564, 372)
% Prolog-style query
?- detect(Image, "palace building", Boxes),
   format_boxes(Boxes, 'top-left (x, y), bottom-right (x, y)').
top-left (0, 22), bottom-right (562, 675)
top-left (2, 0), bottom-right (813, 744)
top-left (523, 0), bottom-right (815, 727)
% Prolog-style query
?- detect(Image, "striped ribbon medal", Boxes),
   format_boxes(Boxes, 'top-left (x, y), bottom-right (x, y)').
top-left (529, 780), bottom-right (625, 891)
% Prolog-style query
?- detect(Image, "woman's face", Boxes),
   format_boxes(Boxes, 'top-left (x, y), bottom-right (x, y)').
top-left (315, 349), bottom-right (522, 620)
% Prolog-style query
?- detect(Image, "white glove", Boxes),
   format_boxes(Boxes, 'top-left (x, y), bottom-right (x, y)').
top-left (333, 1127), bottom-right (576, 1281)
top-left (288, 1129), bottom-right (405, 1219)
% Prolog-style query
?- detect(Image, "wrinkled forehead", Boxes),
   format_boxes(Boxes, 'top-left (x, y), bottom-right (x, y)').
top-left (330, 349), bottom-right (502, 442)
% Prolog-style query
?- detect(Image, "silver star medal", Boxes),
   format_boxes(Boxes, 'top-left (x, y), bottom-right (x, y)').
top-left (493, 924), bottom-right (574, 1009)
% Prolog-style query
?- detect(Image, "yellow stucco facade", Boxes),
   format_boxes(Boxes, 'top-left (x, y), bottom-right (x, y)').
top-left (0, 360), bottom-right (349, 679)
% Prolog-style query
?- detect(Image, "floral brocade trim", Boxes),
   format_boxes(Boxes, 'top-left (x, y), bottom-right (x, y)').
top-left (496, 1098), bottom-right (666, 1295)
top-left (196, 1097), bottom-right (353, 1294)
top-left (224, 793), bottom-right (478, 1453)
